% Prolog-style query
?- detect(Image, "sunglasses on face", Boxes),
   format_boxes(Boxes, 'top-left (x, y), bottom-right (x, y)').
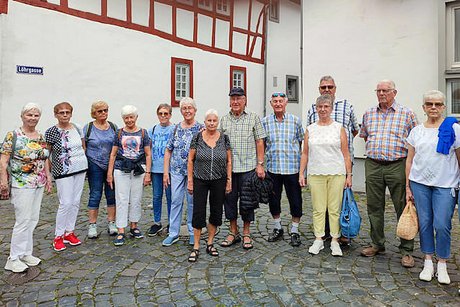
top-left (158, 112), bottom-right (170, 116)
top-left (96, 109), bottom-right (108, 114)
top-left (424, 102), bottom-right (444, 108)
top-left (272, 92), bottom-right (286, 98)
top-left (319, 85), bottom-right (335, 90)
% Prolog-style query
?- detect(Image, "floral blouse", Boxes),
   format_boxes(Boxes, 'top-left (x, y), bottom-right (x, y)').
top-left (0, 129), bottom-right (49, 188)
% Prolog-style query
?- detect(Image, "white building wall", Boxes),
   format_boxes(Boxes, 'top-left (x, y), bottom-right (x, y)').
top-left (266, 1), bottom-right (302, 118)
top-left (0, 1), bottom-right (265, 136)
top-left (302, 0), bottom-right (439, 191)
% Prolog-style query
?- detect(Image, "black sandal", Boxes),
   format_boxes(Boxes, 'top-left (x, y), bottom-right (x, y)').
top-left (206, 244), bottom-right (219, 257)
top-left (242, 234), bottom-right (253, 250)
top-left (188, 249), bottom-right (199, 262)
top-left (220, 232), bottom-right (241, 247)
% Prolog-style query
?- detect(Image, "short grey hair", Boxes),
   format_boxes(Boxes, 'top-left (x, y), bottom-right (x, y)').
top-left (319, 75), bottom-right (335, 84)
top-left (121, 105), bottom-right (138, 117)
top-left (378, 79), bottom-right (396, 90)
top-left (21, 103), bottom-right (42, 116)
top-left (157, 103), bottom-right (172, 114)
top-left (315, 94), bottom-right (334, 107)
top-left (205, 109), bottom-right (219, 120)
top-left (179, 97), bottom-right (197, 110)
top-left (423, 90), bottom-right (446, 103)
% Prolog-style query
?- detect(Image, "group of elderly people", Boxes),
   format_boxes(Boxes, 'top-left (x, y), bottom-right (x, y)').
top-left (1, 79), bottom-right (459, 285)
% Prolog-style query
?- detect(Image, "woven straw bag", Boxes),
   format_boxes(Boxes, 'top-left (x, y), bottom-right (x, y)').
top-left (396, 200), bottom-right (418, 240)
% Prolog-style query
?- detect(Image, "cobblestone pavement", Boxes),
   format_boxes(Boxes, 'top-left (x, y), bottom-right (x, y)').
top-left (1, 185), bottom-right (460, 306)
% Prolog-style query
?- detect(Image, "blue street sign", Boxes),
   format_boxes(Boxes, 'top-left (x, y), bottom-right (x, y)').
top-left (16, 65), bottom-right (44, 75)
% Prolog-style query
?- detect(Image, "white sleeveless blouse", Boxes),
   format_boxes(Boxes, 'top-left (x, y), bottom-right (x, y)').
top-left (307, 121), bottom-right (346, 175)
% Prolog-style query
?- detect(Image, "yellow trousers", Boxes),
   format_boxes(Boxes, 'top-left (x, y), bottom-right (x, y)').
top-left (308, 175), bottom-right (345, 238)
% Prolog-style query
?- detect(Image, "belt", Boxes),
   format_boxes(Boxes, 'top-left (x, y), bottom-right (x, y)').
top-left (369, 158), bottom-right (405, 166)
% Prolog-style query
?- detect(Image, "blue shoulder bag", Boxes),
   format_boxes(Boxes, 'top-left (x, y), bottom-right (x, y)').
top-left (340, 188), bottom-right (361, 239)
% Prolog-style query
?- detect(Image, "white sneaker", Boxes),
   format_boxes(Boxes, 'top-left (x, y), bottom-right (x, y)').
top-left (330, 241), bottom-right (343, 257)
top-left (419, 265), bottom-right (434, 282)
top-left (308, 239), bottom-right (324, 255)
top-left (88, 223), bottom-right (98, 239)
top-left (437, 264), bottom-right (451, 285)
top-left (108, 221), bottom-right (118, 236)
top-left (4, 257), bottom-right (28, 273)
top-left (20, 255), bottom-right (41, 266)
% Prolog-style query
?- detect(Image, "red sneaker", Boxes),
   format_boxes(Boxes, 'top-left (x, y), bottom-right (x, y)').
top-left (53, 236), bottom-right (66, 251)
top-left (63, 232), bottom-right (82, 246)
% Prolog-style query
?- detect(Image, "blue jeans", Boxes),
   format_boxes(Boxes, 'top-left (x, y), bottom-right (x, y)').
top-left (169, 172), bottom-right (193, 237)
top-left (87, 160), bottom-right (115, 209)
top-left (152, 173), bottom-right (171, 224)
top-left (410, 181), bottom-right (456, 259)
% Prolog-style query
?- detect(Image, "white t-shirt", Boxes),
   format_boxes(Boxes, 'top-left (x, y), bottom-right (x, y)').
top-left (307, 121), bottom-right (345, 175)
top-left (407, 123), bottom-right (460, 188)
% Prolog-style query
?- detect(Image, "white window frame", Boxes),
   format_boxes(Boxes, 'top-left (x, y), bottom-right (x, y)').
top-left (446, 79), bottom-right (460, 116)
top-left (198, 0), bottom-right (212, 11)
top-left (286, 75), bottom-right (299, 103)
top-left (232, 70), bottom-right (245, 90)
top-left (175, 63), bottom-right (190, 102)
top-left (216, 0), bottom-right (230, 16)
top-left (446, 3), bottom-right (460, 70)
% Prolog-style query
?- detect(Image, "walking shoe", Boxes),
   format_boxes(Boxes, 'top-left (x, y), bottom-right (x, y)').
top-left (360, 246), bottom-right (385, 257)
top-left (419, 265), bottom-right (434, 282)
top-left (4, 257), bottom-right (28, 273)
top-left (330, 241), bottom-right (343, 257)
top-left (268, 228), bottom-right (284, 242)
top-left (290, 233), bottom-right (301, 247)
top-left (437, 263), bottom-right (451, 285)
top-left (129, 228), bottom-right (144, 239)
top-left (148, 224), bottom-right (163, 237)
top-left (63, 232), bottom-right (82, 246)
top-left (53, 236), bottom-right (66, 251)
top-left (308, 239), bottom-right (324, 255)
top-left (113, 234), bottom-right (125, 246)
top-left (88, 223), bottom-right (98, 239)
top-left (20, 255), bottom-right (41, 266)
top-left (189, 234), bottom-right (195, 246)
top-left (107, 221), bottom-right (118, 236)
top-left (162, 235), bottom-right (179, 247)
top-left (401, 255), bottom-right (415, 268)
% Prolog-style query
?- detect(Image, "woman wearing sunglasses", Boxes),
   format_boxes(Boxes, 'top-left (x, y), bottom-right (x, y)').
top-left (406, 90), bottom-right (460, 284)
top-left (83, 101), bottom-right (118, 239)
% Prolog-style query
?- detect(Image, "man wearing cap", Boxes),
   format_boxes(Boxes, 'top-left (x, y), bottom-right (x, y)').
top-left (262, 92), bottom-right (304, 246)
top-left (306, 75), bottom-right (359, 244)
top-left (219, 87), bottom-right (266, 250)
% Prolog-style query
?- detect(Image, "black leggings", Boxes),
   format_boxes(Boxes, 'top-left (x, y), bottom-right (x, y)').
top-left (192, 177), bottom-right (226, 229)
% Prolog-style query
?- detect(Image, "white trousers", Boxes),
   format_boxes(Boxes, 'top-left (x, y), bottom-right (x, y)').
top-left (55, 172), bottom-right (86, 236)
top-left (114, 169), bottom-right (145, 229)
top-left (10, 187), bottom-right (44, 260)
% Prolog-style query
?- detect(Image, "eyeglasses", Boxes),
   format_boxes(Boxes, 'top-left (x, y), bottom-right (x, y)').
top-left (375, 89), bottom-right (395, 94)
top-left (319, 85), bottom-right (335, 90)
top-left (96, 109), bottom-right (108, 114)
top-left (56, 111), bottom-right (71, 115)
top-left (272, 92), bottom-right (286, 98)
top-left (424, 102), bottom-right (444, 108)
top-left (158, 112), bottom-right (170, 116)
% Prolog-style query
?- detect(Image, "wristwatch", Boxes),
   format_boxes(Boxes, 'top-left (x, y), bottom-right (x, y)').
top-left (257, 160), bottom-right (264, 166)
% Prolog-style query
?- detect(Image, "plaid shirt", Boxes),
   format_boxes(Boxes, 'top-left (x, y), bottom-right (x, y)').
top-left (220, 110), bottom-right (266, 173)
top-left (359, 101), bottom-right (418, 161)
top-left (262, 113), bottom-right (304, 174)
top-left (306, 99), bottom-right (359, 157)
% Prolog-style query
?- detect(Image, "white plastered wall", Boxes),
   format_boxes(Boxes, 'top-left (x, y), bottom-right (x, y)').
top-left (265, 1), bottom-right (302, 119)
top-left (302, 0), bottom-right (439, 191)
top-left (0, 1), bottom-right (265, 136)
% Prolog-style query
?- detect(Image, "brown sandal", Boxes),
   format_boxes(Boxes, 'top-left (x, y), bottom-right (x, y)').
top-left (220, 232), bottom-right (241, 247)
top-left (206, 244), bottom-right (219, 257)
